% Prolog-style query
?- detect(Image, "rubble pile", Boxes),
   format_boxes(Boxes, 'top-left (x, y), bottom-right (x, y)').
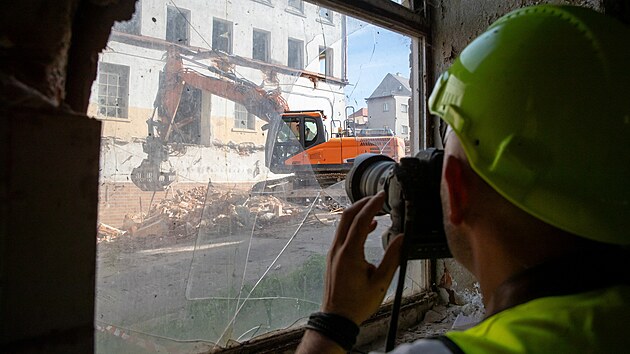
top-left (98, 186), bottom-right (322, 243)
top-left (97, 222), bottom-right (125, 243)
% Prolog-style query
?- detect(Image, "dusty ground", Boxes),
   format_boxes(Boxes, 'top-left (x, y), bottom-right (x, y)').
top-left (95, 184), bottom-right (482, 353)
top-left (95, 185), bottom-right (391, 352)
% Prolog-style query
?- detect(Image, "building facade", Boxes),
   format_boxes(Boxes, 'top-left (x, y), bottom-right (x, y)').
top-left (88, 0), bottom-right (347, 147)
top-left (365, 73), bottom-right (411, 141)
top-left (90, 0), bottom-right (349, 224)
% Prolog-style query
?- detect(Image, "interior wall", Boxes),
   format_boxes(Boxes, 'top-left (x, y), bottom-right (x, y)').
top-left (1, 1), bottom-right (136, 353)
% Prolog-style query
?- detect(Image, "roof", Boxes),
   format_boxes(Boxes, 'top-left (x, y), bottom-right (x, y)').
top-left (348, 107), bottom-right (368, 118)
top-left (366, 73), bottom-right (411, 100)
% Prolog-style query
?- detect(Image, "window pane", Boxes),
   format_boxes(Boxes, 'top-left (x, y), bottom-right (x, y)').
top-left (288, 0), bottom-right (303, 11)
top-left (95, 63), bottom-right (128, 119)
top-left (252, 29), bottom-right (270, 62)
top-left (92, 1), bottom-right (420, 351)
top-left (213, 18), bottom-right (232, 53)
top-left (166, 6), bottom-right (190, 45)
top-left (288, 38), bottom-right (303, 69)
top-left (319, 7), bottom-right (332, 22)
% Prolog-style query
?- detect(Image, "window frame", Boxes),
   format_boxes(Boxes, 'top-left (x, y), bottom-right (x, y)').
top-left (383, 102), bottom-right (389, 112)
top-left (318, 6), bottom-right (334, 24)
top-left (234, 102), bottom-right (256, 131)
top-left (252, 28), bottom-right (271, 63)
top-left (287, 0), bottom-right (303, 13)
top-left (318, 46), bottom-right (334, 77)
top-left (287, 37), bottom-right (304, 69)
top-left (212, 17), bottom-right (233, 54)
top-left (401, 103), bottom-right (408, 113)
top-left (95, 62), bottom-right (130, 120)
top-left (92, 1), bottom-right (431, 352)
top-left (166, 5), bottom-right (190, 46)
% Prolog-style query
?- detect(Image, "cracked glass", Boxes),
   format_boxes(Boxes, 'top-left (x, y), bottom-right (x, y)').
top-left (92, 0), bottom-right (423, 352)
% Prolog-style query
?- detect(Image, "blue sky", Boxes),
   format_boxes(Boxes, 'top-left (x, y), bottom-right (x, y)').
top-left (344, 18), bottom-right (411, 110)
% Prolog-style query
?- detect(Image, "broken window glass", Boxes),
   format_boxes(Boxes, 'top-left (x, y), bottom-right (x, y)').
top-left (96, 62), bottom-right (129, 119)
top-left (92, 1), bottom-right (423, 352)
top-left (318, 7), bottom-right (333, 23)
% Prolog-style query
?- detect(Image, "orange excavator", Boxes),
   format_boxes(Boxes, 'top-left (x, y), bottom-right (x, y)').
top-left (131, 48), bottom-right (405, 196)
top-left (257, 110), bottom-right (404, 195)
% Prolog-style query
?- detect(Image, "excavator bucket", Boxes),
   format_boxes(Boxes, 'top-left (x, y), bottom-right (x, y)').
top-left (131, 158), bottom-right (177, 191)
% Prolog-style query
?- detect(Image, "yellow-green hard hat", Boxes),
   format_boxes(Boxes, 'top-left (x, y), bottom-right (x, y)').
top-left (429, 5), bottom-right (630, 245)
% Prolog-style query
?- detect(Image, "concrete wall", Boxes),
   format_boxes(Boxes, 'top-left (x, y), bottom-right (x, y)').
top-left (99, 138), bottom-right (270, 185)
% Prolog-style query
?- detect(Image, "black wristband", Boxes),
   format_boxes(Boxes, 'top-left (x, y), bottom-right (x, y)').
top-left (305, 312), bottom-right (360, 351)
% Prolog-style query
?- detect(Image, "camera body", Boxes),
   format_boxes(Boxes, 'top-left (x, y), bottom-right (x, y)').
top-left (345, 149), bottom-right (451, 260)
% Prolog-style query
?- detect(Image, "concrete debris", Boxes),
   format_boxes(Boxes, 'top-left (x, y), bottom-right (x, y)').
top-left (423, 309), bottom-right (447, 324)
top-left (399, 284), bottom-right (486, 342)
top-left (101, 186), bottom-right (319, 243)
top-left (97, 222), bottom-right (126, 243)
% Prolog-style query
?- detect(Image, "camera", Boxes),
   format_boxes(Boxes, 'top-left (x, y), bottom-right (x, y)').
top-left (345, 149), bottom-right (451, 260)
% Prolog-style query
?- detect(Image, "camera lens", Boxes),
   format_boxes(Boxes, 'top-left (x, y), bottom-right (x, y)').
top-left (345, 153), bottom-right (396, 213)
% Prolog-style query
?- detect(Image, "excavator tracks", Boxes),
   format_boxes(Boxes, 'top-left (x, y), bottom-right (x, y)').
top-left (250, 172), bottom-right (349, 205)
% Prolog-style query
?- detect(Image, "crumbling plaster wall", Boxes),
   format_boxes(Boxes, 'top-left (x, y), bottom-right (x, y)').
top-left (429, 0), bottom-right (627, 301)
top-left (1, 1), bottom-right (136, 353)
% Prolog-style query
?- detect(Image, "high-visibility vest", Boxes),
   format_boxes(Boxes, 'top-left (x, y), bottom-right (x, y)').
top-left (444, 285), bottom-right (630, 353)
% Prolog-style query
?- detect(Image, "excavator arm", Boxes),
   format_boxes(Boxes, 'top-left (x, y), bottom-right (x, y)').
top-left (131, 47), bottom-right (289, 191)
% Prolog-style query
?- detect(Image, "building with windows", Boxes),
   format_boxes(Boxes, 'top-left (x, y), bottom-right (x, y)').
top-left (365, 73), bottom-right (411, 141)
top-left (88, 0), bottom-right (347, 148)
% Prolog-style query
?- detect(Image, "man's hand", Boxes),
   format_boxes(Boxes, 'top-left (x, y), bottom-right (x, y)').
top-left (321, 191), bottom-right (404, 325)
top-left (297, 192), bottom-right (403, 353)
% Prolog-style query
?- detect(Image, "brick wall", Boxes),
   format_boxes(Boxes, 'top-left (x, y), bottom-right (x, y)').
top-left (97, 181), bottom-right (255, 228)
top-left (97, 182), bottom-right (208, 228)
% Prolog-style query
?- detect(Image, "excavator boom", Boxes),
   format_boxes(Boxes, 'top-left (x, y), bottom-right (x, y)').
top-left (131, 48), bottom-right (289, 191)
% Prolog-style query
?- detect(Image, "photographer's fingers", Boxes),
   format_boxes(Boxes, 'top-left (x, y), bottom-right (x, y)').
top-left (332, 196), bottom-right (372, 250)
top-left (374, 234), bottom-right (404, 290)
top-left (345, 192), bottom-right (386, 255)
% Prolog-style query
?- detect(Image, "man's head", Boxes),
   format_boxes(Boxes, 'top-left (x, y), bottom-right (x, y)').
top-left (430, 5), bottom-right (630, 252)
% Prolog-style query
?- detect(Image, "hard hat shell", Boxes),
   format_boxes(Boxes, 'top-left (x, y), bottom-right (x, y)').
top-left (429, 5), bottom-right (630, 245)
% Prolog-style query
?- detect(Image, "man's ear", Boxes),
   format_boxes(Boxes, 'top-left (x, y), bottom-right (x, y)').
top-left (443, 155), bottom-right (470, 225)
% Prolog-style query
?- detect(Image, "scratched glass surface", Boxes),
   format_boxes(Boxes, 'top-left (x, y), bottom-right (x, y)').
top-left (92, 0), bottom-right (421, 352)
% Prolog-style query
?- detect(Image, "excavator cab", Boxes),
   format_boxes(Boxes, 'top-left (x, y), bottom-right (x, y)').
top-left (268, 111), bottom-right (326, 174)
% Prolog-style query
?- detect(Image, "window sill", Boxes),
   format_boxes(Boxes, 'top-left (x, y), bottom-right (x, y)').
top-left (94, 116), bottom-right (130, 122)
top-left (210, 291), bottom-right (437, 353)
top-left (285, 8), bottom-right (306, 18)
top-left (251, 0), bottom-right (274, 8)
top-left (232, 128), bottom-right (258, 133)
top-left (316, 18), bottom-right (335, 26)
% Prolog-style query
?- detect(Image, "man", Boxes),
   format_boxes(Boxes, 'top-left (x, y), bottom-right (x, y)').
top-left (297, 5), bottom-right (630, 353)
